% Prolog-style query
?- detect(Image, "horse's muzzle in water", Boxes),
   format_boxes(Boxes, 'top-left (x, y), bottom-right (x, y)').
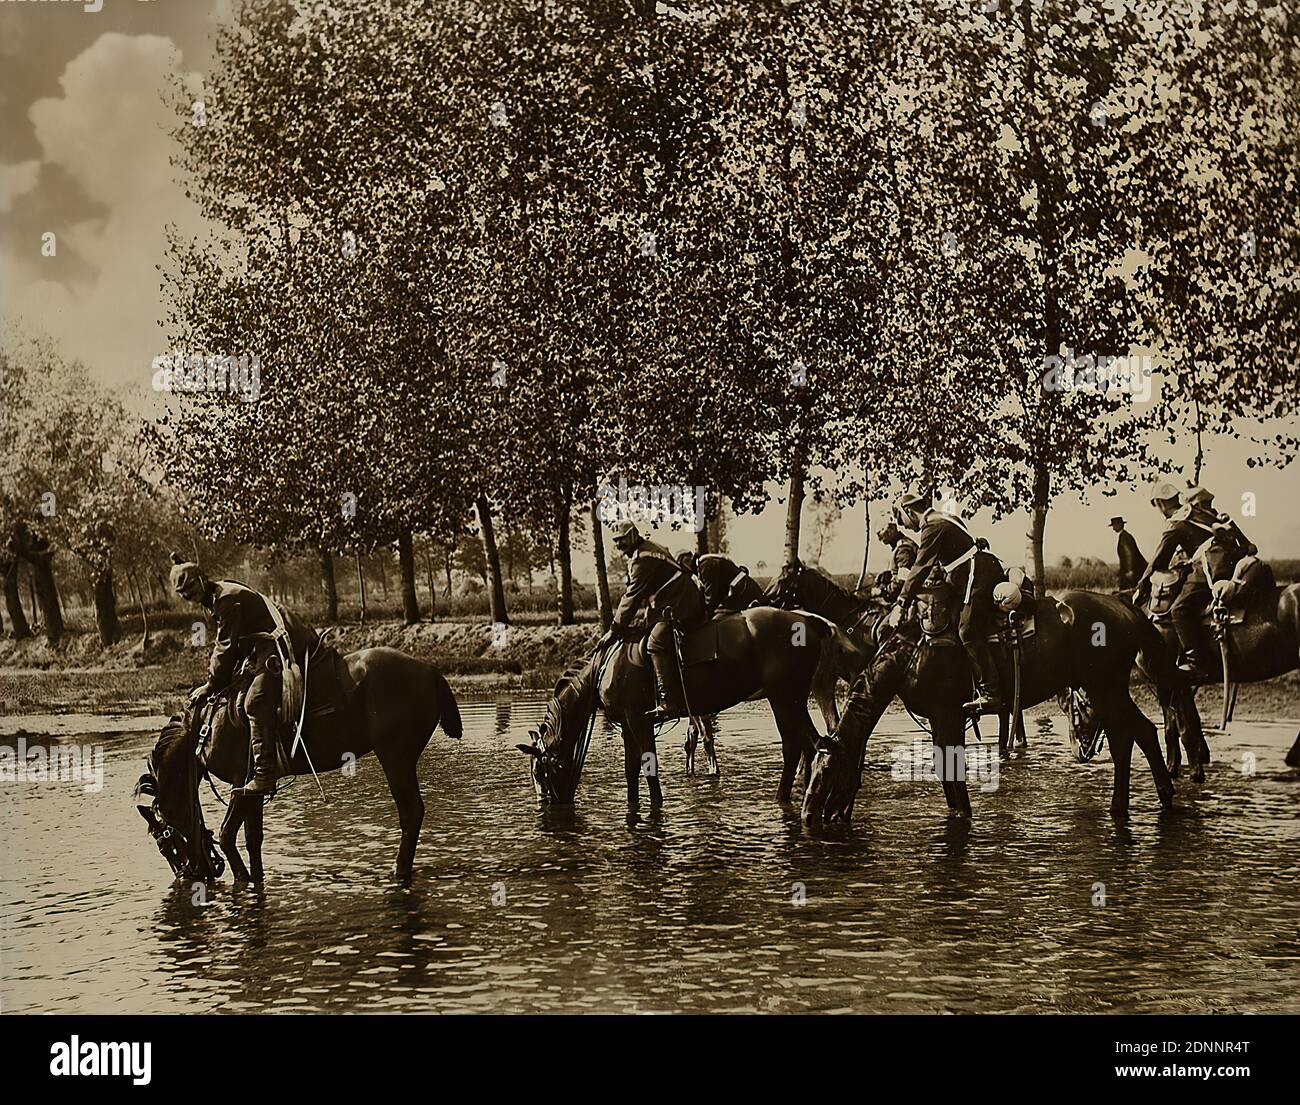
top-left (801, 746), bottom-right (856, 826)
top-left (134, 771), bottom-right (225, 881)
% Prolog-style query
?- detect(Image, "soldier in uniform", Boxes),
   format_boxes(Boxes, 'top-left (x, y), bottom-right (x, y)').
top-left (892, 488), bottom-right (1004, 713)
top-left (603, 520), bottom-right (706, 721)
top-left (687, 551), bottom-right (766, 617)
top-left (1133, 482), bottom-right (1255, 679)
top-left (876, 521), bottom-right (918, 602)
top-left (1110, 516), bottom-right (1147, 591)
top-left (171, 557), bottom-right (320, 796)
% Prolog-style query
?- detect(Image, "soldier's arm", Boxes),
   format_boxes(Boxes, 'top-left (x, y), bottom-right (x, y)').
top-left (612, 560), bottom-right (654, 628)
top-left (898, 528), bottom-right (944, 605)
top-left (1134, 528), bottom-right (1180, 598)
top-left (206, 595), bottom-right (244, 691)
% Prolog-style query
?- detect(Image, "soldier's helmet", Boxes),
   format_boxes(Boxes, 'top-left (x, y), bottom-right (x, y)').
top-left (1149, 480), bottom-right (1181, 507)
top-left (1180, 485), bottom-right (1214, 508)
top-left (168, 552), bottom-right (207, 598)
top-left (609, 519), bottom-right (641, 547)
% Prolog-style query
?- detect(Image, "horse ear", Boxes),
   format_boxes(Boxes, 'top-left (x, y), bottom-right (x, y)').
top-left (515, 743), bottom-right (541, 758)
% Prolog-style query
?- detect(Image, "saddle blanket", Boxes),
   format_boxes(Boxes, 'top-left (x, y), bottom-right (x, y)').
top-left (627, 620), bottom-right (721, 669)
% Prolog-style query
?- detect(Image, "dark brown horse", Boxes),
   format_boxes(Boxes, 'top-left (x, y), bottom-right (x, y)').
top-left (1151, 566), bottom-right (1300, 737)
top-left (1070, 566), bottom-right (1298, 776)
top-left (517, 606), bottom-right (841, 809)
top-left (136, 646), bottom-right (461, 884)
top-left (802, 590), bottom-right (1205, 825)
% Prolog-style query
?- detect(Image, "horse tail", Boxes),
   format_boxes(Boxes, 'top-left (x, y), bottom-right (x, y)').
top-left (430, 666), bottom-right (463, 741)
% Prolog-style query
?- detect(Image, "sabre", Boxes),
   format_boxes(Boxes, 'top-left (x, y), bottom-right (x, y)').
top-left (290, 642), bottom-right (328, 802)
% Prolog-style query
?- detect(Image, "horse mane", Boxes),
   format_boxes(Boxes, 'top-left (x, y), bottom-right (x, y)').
top-left (536, 654), bottom-right (599, 752)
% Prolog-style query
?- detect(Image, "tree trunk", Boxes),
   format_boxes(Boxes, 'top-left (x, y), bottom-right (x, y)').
top-left (1028, 461), bottom-right (1050, 589)
top-left (29, 552), bottom-right (63, 645)
top-left (476, 494), bottom-right (509, 626)
top-left (591, 498), bottom-right (613, 629)
top-left (318, 547), bottom-right (339, 622)
top-left (424, 544), bottom-right (437, 617)
top-left (2, 554), bottom-right (30, 639)
top-left (126, 568), bottom-right (150, 652)
top-left (397, 529), bottom-right (420, 625)
top-left (783, 449), bottom-right (807, 567)
top-left (355, 551), bottom-right (368, 625)
top-left (855, 495), bottom-right (872, 591)
top-left (443, 547), bottom-right (454, 598)
top-left (92, 567), bottom-right (122, 646)
top-left (556, 491), bottom-right (575, 625)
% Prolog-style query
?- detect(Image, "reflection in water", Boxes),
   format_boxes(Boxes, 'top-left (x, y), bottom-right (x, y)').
top-left (1, 696), bottom-right (1297, 1013)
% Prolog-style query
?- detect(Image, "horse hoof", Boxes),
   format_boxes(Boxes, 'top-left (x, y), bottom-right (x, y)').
top-left (1192, 768), bottom-right (1205, 784)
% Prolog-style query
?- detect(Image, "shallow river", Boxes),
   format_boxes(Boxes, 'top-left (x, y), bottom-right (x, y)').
top-left (2, 696), bottom-right (1297, 1013)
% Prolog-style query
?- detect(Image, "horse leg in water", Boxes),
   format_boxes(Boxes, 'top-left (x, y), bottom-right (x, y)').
top-left (1091, 684), bottom-right (1174, 819)
top-left (1288, 731), bottom-right (1300, 769)
top-left (244, 796), bottom-right (265, 883)
top-left (377, 750), bottom-right (425, 883)
top-left (218, 792), bottom-right (252, 884)
top-left (622, 712), bottom-right (664, 810)
top-left (769, 697), bottom-right (819, 804)
top-left (698, 715), bottom-right (718, 776)
top-left (811, 655), bottom-right (841, 732)
top-left (932, 709), bottom-right (972, 818)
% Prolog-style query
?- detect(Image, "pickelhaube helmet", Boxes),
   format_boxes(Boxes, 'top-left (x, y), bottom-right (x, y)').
top-left (1149, 480), bottom-right (1181, 506)
top-left (609, 519), bottom-right (641, 544)
top-left (168, 552), bottom-right (206, 596)
top-left (1180, 485), bottom-right (1214, 507)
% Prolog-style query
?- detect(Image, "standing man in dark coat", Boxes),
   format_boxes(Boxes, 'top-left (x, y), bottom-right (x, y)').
top-left (603, 520), bottom-right (706, 720)
top-left (1111, 516), bottom-right (1147, 591)
top-left (892, 488), bottom-right (1004, 713)
top-left (876, 522), bottom-right (918, 601)
top-left (171, 556), bottom-right (319, 796)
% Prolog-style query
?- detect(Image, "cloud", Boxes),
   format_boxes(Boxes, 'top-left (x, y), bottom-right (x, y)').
top-left (0, 161), bottom-right (40, 214)
top-left (2, 33), bottom-right (204, 396)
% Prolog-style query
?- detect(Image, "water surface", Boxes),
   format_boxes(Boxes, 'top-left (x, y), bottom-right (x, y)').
top-left (2, 697), bottom-right (1297, 1013)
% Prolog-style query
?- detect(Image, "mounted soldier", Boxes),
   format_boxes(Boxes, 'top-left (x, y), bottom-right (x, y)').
top-left (891, 487), bottom-right (1004, 714)
top-left (170, 555), bottom-right (320, 797)
top-left (1110, 516), bottom-right (1147, 591)
top-left (876, 522), bottom-right (918, 602)
top-left (1133, 482), bottom-right (1256, 680)
top-left (603, 521), bottom-right (706, 721)
top-left (686, 551), bottom-right (766, 617)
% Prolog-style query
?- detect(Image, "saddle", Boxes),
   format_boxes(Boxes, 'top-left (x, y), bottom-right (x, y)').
top-left (201, 642), bottom-right (356, 773)
top-left (917, 578), bottom-right (1039, 647)
top-left (1148, 558), bottom-right (1273, 628)
top-left (626, 619), bottom-right (724, 669)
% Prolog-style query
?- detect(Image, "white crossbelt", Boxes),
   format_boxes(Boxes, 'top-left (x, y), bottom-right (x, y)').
top-left (942, 546), bottom-right (980, 604)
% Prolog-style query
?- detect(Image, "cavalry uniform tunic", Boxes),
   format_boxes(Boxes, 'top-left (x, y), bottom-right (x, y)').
top-left (1135, 507), bottom-right (1253, 651)
top-left (695, 554), bottom-right (764, 616)
top-left (614, 540), bottom-right (705, 652)
top-left (898, 511), bottom-right (1001, 643)
top-left (202, 580), bottom-right (319, 725)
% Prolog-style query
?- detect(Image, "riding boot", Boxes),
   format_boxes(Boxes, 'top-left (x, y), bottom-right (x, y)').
top-left (238, 716), bottom-right (278, 797)
top-left (646, 650), bottom-right (687, 722)
top-left (962, 639), bottom-right (1003, 714)
top-left (1177, 647), bottom-right (1216, 682)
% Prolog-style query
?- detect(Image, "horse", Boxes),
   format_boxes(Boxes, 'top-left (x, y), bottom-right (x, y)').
top-left (766, 562), bottom-right (1020, 739)
top-left (135, 646), bottom-right (462, 884)
top-left (802, 589), bottom-right (1205, 825)
top-left (1069, 564), bottom-right (1298, 776)
top-left (516, 606), bottom-right (841, 809)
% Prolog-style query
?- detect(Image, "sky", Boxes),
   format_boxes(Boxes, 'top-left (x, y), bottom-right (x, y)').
top-left (2, 0), bottom-right (1296, 576)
